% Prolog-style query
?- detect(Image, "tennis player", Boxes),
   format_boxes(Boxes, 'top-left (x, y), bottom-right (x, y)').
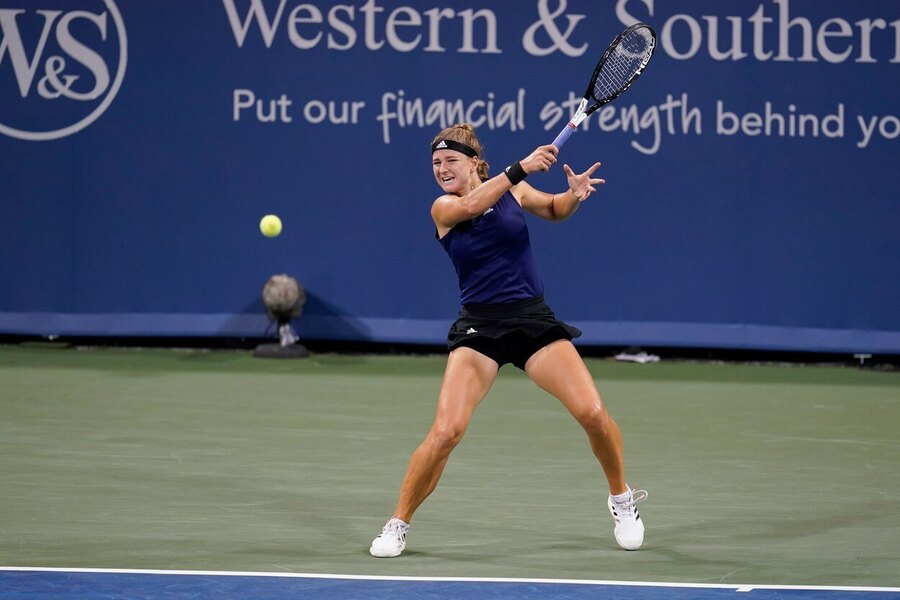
top-left (370, 123), bottom-right (647, 557)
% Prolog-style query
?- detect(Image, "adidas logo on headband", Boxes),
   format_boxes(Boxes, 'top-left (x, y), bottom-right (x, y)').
top-left (431, 138), bottom-right (478, 157)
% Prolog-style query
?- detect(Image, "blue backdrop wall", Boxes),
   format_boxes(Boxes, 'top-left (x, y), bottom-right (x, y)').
top-left (2, 0), bottom-right (898, 353)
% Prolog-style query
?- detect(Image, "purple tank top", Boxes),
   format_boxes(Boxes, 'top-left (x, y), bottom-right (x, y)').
top-left (438, 191), bottom-right (544, 305)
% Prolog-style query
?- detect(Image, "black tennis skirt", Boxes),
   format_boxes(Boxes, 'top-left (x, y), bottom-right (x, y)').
top-left (447, 295), bottom-right (582, 350)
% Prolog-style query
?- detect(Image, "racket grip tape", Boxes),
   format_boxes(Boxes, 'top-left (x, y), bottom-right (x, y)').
top-left (551, 123), bottom-right (577, 150)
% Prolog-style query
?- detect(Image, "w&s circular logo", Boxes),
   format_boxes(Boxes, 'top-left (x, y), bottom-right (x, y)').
top-left (0, 0), bottom-right (127, 141)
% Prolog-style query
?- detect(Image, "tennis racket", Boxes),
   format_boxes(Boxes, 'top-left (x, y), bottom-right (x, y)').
top-left (551, 23), bottom-right (656, 150)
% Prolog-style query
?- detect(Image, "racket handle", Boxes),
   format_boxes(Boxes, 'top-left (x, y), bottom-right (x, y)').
top-left (551, 123), bottom-right (576, 150)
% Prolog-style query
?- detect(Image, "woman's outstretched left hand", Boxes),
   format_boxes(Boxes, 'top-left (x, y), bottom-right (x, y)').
top-left (563, 162), bottom-right (605, 201)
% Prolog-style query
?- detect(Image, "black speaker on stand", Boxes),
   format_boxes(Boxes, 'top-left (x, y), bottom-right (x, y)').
top-left (252, 274), bottom-right (310, 359)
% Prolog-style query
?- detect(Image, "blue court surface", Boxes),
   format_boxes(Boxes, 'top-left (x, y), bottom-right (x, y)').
top-left (2, 568), bottom-right (898, 600)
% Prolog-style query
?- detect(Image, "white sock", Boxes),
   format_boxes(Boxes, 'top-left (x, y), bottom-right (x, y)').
top-left (611, 488), bottom-right (632, 503)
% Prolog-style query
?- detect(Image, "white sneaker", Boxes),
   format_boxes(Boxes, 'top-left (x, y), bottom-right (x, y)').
top-left (607, 487), bottom-right (648, 550)
top-left (369, 517), bottom-right (409, 558)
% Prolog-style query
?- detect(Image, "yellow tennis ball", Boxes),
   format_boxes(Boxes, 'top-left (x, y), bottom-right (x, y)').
top-left (259, 214), bottom-right (282, 238)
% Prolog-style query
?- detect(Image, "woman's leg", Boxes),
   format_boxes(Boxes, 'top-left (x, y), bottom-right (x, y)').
top-left (371, 347), bottom-right (499, 557)
top-left (524, 339), bottom-right (646, 550)
top-left (393, 346), bottom-right (499, 522)
top-left (524, 339), bottom-right (626, 494)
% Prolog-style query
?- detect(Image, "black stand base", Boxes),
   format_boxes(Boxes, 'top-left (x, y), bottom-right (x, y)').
top-left (252, 343), bottom-right (310, 359)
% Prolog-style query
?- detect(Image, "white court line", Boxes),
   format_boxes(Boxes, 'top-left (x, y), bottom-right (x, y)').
top-left (1, 566), bottom-right (899, 593)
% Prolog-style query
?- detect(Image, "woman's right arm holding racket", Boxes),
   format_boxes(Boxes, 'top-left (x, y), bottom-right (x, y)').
top-left (431, 144), bottom-right (559, 232)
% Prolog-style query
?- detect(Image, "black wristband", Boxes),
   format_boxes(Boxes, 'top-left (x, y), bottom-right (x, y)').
top-left (504, 161), bottom-right (527, 185)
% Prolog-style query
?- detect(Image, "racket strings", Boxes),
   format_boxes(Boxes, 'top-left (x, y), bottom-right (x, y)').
top-left (593, 28), bottom-right (652, 101)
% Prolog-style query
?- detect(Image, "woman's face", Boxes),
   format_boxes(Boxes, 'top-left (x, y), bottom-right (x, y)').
top-left (432, 149), bottom-right (478, 196)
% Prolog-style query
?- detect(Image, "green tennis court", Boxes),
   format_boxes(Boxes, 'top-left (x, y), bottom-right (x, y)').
top-left (1, 344), bottom-right (898, 588)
